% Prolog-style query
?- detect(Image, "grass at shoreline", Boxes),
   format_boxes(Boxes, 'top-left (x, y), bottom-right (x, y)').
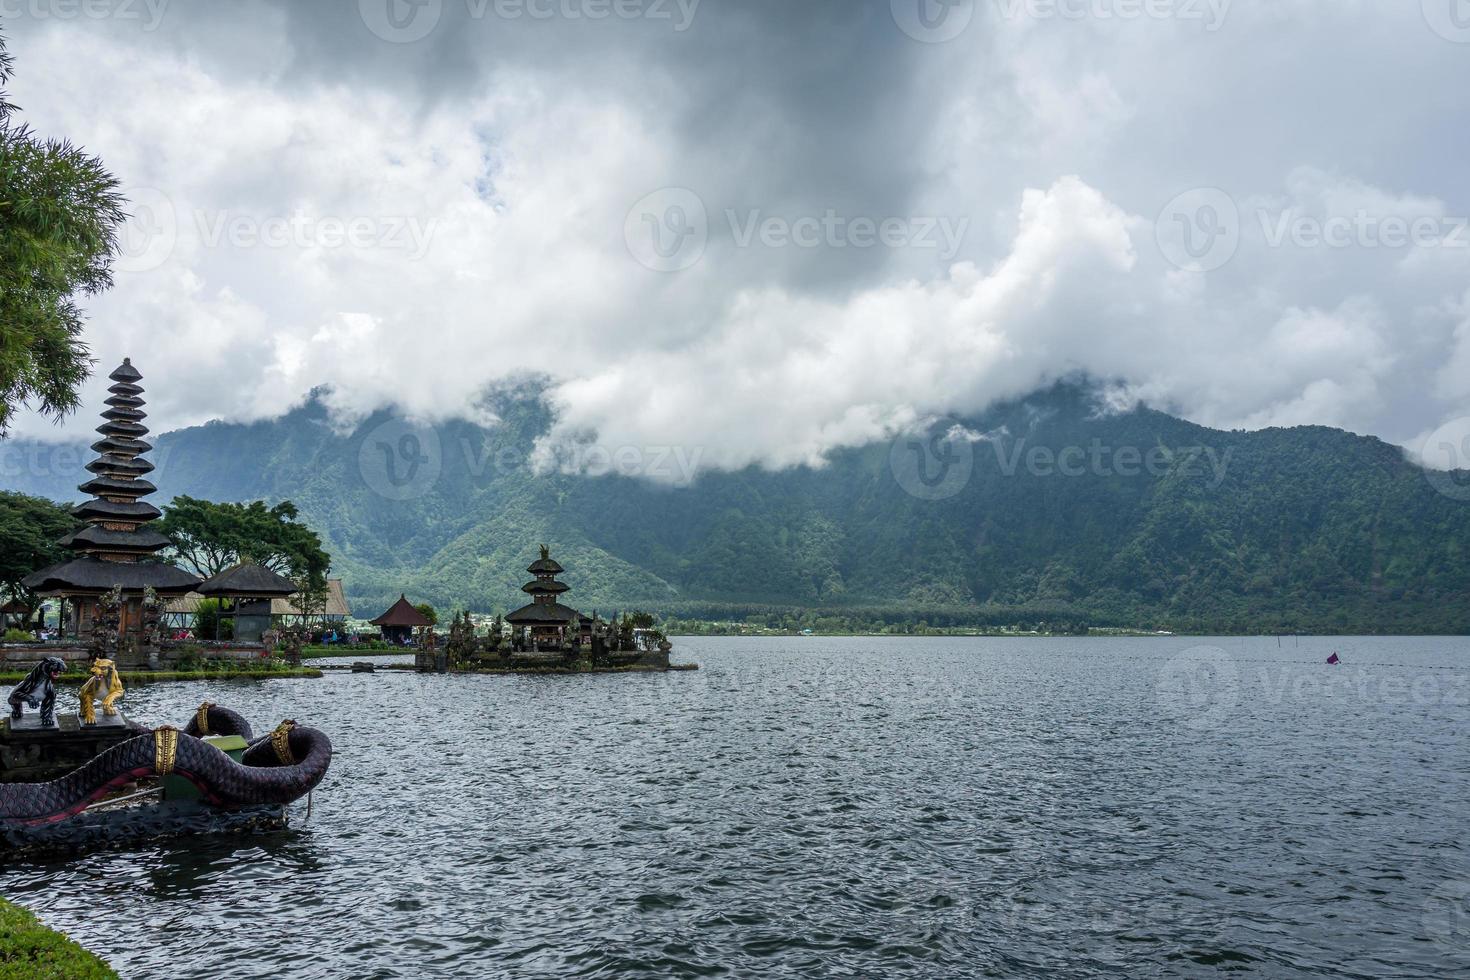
top-left (0, 898), bottom-right (116, 979)
top-left (0, 668), bottom-right (322, 685)
top-left (300, 646), bottom-right (408, 659)
top-left (327, 662), bottom-right (697, 675)
top-left (667, 627), bottom-right (1165, 639)
top-left (662, 627), bottom-right (1464, 639)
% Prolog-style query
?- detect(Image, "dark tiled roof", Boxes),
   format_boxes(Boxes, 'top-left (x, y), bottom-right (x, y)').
top-left (62, 525), bottom-right (172, 553)
top-left (77, 476), bottom-right (157, 498)
top-left (86, 454), bottom-right (154, 477)
top-left (90, 436), bottom-right (152, 456)
top-left (96, 419), bottom-right (148, 439)
top-left (101, 406), bottom-right (147, 423)
top-left (71, 500), bottom-right (161, 522)
top-left (198, 563), bottom-right (300, 597)
top-left (22, 558), bottom-right (201, 594)
top-left (104, 394), bottom-right (144, 409)
top-left (506, 602), bottom-right (581, 625)
top-left (109, 359), bottom-right (142, 383)
top-left (527, 557), bottom-right (565, 574)
top-left (521, 579), bottom-right (570, 594)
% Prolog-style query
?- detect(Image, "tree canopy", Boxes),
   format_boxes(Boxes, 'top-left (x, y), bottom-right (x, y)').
top-left (0, 31), bottom-right (125, 434)
top-left (156, 496), bottom-right (331, 583)
top-left (0, 491), bottom-right (78, 607)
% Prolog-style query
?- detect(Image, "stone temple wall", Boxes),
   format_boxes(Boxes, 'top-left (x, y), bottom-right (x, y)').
top-left (0, 644), bottom-right (270, 671)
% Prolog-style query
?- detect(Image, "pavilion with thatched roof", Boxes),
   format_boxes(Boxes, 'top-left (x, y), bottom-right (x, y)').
top-left (195, 563), bottom-right (300, 642)
top-left (370, 595), bottom-right (432, 645)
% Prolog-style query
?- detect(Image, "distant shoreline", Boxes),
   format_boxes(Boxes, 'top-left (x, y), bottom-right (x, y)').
top-left (665, 630), bottom-right (1470, 639)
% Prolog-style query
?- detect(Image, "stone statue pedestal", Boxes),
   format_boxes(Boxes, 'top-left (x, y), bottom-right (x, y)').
top-left (0, 712), bottom-right (142, 782)
top-left (7, 711), bottom-right (126, 732)
top-left (7, 713), bottom-right (64, 733)
top-left (77, 712), bottom-right (128, 729)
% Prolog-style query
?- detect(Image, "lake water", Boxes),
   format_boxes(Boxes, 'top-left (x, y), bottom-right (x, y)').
top-left (2, 635), bottom-right (1468, 978)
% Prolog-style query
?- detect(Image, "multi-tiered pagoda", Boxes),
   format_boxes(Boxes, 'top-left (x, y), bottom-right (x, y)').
top-left (506, 546), bottom-right (584, 649)
top-left (23, 359), bottom-right (201, 653)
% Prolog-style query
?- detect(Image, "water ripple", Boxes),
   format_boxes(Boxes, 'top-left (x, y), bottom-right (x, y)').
top-left (1, 636), bottom-right (1467, 978)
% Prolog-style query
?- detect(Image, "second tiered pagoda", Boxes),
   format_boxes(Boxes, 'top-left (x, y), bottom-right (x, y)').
top-left (506, 546), bottom-right (583, 650)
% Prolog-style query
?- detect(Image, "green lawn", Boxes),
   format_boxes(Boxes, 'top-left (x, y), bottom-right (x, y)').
top-left (0, 899), bottom-right (115, 979)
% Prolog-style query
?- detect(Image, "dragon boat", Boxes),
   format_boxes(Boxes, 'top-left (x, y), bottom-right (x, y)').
top-left (0, 701), bottom-right (332, 852)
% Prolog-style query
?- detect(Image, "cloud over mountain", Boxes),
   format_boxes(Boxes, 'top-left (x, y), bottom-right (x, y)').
top-left (5, 0), bottom-right (1469, 477)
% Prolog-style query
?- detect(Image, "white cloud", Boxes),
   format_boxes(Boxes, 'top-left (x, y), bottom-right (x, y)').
top-left (3, 2), bottom-right (1469, 483)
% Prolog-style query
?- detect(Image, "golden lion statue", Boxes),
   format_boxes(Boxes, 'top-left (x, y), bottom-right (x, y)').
top-left (79, 656), bottom-right (124, 725)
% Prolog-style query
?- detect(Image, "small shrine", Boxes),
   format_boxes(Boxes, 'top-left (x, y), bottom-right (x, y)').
top-left (369, 595), bottom-right (433, 645)
top-left (196, 563), bottom-right (300, 642)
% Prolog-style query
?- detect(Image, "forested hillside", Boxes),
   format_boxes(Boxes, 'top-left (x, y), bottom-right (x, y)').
top-left (4, 383), bottom-right (1468, 632)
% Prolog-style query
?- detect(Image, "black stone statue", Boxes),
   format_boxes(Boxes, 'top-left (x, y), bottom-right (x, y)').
top-left (8, 657), bottom-right (67, 728)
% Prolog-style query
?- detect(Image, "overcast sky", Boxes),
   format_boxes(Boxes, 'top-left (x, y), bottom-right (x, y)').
top-left (6, 0), bottom-right (1470, 474)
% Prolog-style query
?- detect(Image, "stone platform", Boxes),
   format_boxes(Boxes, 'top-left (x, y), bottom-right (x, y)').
top-left (0, 712), bottom-right (144, 782)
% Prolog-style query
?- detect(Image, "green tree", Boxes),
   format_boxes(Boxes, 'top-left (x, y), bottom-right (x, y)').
top-left (0, 491), bottom-right (79, 613)
top-left (414, 602), bottom-right (439, 626)
top-left (193, 598), bottom-right (233, 641)
top-left (292, 574), bottom-right (331, 627)
top-left (0, 32), bottom-right (125, 434)
top-left (156, 496), bottom-right (330, 581)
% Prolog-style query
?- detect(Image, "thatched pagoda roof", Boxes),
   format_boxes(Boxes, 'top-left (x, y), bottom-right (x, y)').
top-left (60, 525), bottom-right (173, 554)
top-left (369, 595), bottom-right (433, 627)
top-left (506, 602), bottom-right (581, 625)
top-left (521, 579), bottom-right (571, 595)
top-left (22, 558), bottom-right (201, 595)
top-left (197, 563), bottom-right (300, 598)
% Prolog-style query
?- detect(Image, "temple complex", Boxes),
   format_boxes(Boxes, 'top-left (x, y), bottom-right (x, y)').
top-left (21, 360), bottom-right (201, 665)
top-left (16, 358), bottom-right (305, 667)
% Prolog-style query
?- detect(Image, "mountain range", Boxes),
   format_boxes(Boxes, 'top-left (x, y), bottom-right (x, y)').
top-left (4, 382), bottom-right (1469, 633)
